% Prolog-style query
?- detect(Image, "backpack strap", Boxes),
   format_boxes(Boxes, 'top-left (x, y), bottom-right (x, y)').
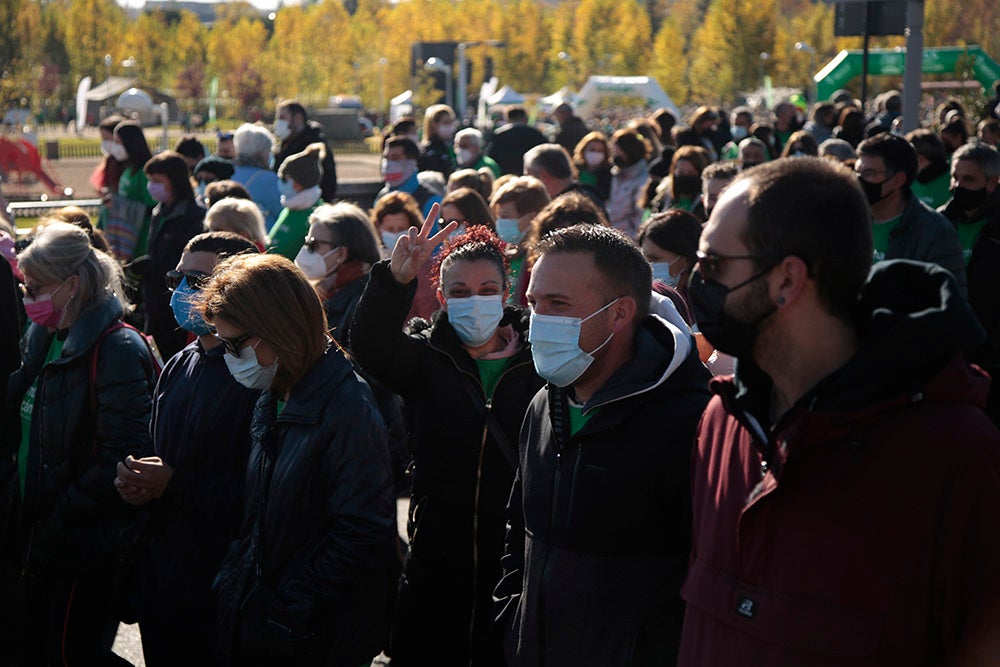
top-left (88, 321), bottom-right (161, 417)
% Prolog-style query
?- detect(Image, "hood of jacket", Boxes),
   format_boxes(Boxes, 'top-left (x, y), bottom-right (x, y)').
top-left (719, 259), bottom-right (988, 436)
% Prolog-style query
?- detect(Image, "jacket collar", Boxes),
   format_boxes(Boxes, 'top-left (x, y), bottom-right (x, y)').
top-left (269, 346), bottom-right (353, 425)
top-left (423, 305), bottom-right (533, 375)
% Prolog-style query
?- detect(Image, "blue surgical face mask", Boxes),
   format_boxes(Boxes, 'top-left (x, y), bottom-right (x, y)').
top-left (496, 218), bottom-right (524, 245)
top-left (528, 298), bottom-right (619, 387)
top-left (447, 294), bottom-right (504, 347)
top-left (651, 256), bottom-right (686, 289)
top-left (169, 277), bottom-right (211, 335)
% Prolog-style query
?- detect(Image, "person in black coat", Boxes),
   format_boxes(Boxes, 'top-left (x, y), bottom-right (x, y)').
top-left (206, 253), bottom-right (396, 667)
top-left (351, 215), bottom-right (544, 666)
top-left (5, 222), bottom-right (156, 665)
top-left (553, 103), bottom-right (589, 156)
top-left (273, 100), bottom-right (339, 202)
top-left (418, 104), bottom-right (457, 178)
top-left (115, 232), bottom-right (260, 667)
top-left (141, 152), bottom-right (207, 360)
top-left (487, 106), bottom-right (548, 176)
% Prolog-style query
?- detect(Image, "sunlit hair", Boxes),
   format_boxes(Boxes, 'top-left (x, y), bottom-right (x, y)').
top-left (19, 221), bottom-right (126, 323)
top-left (525, 191), bottom-right (609, 267)
top-left (431, 225), bottom-right (510, 291)
top-left (43, 206), bottom-right (111, 253)
top-left (441, 187), bottom-right (496, 231)
top-left (572, 131), bottom-right (611, 171)
top-left (206, 197), bottom-right (268, 248)
top-left (423, 104), bottom-right (455, 142)
top-left (371, 191), bottom-right (424, 238)
top-left (199, 253), bottom-right (329, 393)
top-left (308, 202), bottom-right (381, 265)
top-left (490, 176), bottom-right (550, 217)
top-left (233, 123), bottom-right (275, 169)
top-left (447, 168), bottom-right (493, 201)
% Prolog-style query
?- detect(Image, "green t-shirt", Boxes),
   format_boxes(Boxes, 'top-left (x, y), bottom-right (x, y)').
top-left (475, 357), bottom-right (511, 400)
top-left (956, 218), bottom-right (989, 266)
top-left (276, 399), bottom-right (287, 415)
top-left (671, 197), bottom-right (696, 212)
top-left (19, 336), bottom-right (65, 499)
top-left (267, 203), bottom-right (319, 260)
top-left (911, 170), bottom-right (953, 210)
top-left (871, 214), bottom-right (903, 263)
top-left (567, 402), bottom-right (599, 437)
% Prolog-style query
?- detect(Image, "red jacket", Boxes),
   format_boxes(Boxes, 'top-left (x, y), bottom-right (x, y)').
top-left (680, 260), bottom-right (1000, 666)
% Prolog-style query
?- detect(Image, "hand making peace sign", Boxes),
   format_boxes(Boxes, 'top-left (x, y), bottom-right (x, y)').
top-left (388, 203), bottom-right (459, 285)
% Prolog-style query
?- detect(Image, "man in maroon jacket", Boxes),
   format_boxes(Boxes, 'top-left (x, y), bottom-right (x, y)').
top-left (680, 156), bottom-right (1000, 665)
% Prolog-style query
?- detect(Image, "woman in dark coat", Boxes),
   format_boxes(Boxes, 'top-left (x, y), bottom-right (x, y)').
top-left (351, 209), bottom-right (544, 666)
top-left (4, 222), bottom-right (156, 664)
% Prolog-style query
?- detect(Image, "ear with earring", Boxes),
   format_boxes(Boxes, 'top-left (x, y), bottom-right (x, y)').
top-left (777, 296), bottom-right (786, 306)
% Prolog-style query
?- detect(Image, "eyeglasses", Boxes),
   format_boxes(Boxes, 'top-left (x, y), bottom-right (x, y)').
top-left (303, 236), bottom-right (336, 253)
top-left (215, 331), bottom-right (254, 357)
top-left (695, 250), bottom-right (758, 277)
top-left (20, 281), bottom-right (59, 300)
top-left (165, 270), bottom-right (210, 291)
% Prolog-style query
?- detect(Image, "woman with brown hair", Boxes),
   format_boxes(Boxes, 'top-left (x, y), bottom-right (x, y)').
top-left (206, 253), bottom-right (396, 666)
top-left (440, 187), bottom-right (496, 235)
top-left (572, 131), bottom-right (613, 201)
top-left (650, 145), bottom-right (711, 214)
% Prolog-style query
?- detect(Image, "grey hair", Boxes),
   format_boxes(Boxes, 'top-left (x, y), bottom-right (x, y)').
top-left (818, 138), bottom-right (858, 162)
top-left (308, 202), bottom-right (381, 265)
top-left (953, 140), bottom-right (1000, 180)
top-left (18, 221), bottom-right (126, 324)
top-left (455, 127), bottom-right (483, 147)
top-left (234, 123), bottom-right (275, 168)
top-left (206, 197), bottom-right (268, 247)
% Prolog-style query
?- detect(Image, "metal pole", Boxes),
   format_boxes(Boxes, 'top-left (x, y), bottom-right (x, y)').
top-left (903, 0), bottom-right (924, 132)
top-left (457, 43), bottom-right (468, 121)
top-left (861, 1), bottom-right (871, 112)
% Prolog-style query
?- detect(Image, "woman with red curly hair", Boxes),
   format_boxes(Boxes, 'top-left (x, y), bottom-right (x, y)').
top-left (351, 204), bottom-right (543, 666)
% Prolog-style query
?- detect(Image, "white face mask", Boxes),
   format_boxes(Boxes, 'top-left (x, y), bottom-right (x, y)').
top-left (438, 122), bottom-right (456, 140)
top-left (446, 294), bottom-right (504, 347)
top-left (381, 229), bottom-right (408, 250)
top-left (496, 218), bottom-right (524, 245)
top-left (224, 339), bottom-right (278, 390)
top-left (294, 244), bottom-right (339, 281)
top-left (274, 118), bottom-right (291, 140)
top-left (584, 150), bottom-right (606, 168)
top-left (457, 148), bottom-right (476, 166)
top-left (106, 141), bottom-right (128, 161)
top-left (651, 257), bottom-right (685, 288)
top-left (528, 298), bottom-right (619, 387)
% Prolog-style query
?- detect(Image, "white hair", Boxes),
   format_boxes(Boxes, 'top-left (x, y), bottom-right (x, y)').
top-left (234, 123), bottom-right (275, 169)
top-left (455, 127), bottom-right (483, 147)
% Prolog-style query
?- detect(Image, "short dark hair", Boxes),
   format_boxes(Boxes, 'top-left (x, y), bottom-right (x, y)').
top-left (702, 160), bottom-right (739, 184)
top-left (637, 209), bottom-right (702, 261)
top-left (185, 231), bottom-right (259, 258)
top-left (277, 99), bottom-right (308, 122)
top-left (736, 157), bottom-right (872, 321)
top-left (432, 225), bottom-right (510, 290)
top-left (507, 106), bottom-right (528, 123)
top-left (144, 151), bottom-right (196, 201)
top-left (385, 136), bottom-right (420, 160)
top-left (524, 144), bottom-right (574, 180)
top-left (536, 224), bottom-right (651, 321)
top-left (204, 180), bottom-right (251, 206)
top-left (174, 135), bottom-right (206, 161)
top-left (906, 129), bottom-right (947, 165)
top-left (857, 133), bottom-right (919, 189)
top-left (611, 129), bottom-right (650, 163)
top-left (650, 108), bottom-right (677, 141)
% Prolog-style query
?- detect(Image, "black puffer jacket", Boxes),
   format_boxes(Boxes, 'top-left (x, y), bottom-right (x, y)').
top-left (350, 260), bottom-right (544, 665)
top-left (214, 346), bottom-right (396, 666)
top-left (495, 315), bottom-right (712, 666)
top-left (418, 136), bottom-right (455, 178)
top-left (4, 295), bottom-right (155, 573)
top-left (273, 120), bottom-right (339, 202)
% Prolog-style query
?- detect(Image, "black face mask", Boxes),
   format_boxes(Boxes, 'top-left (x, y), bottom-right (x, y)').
top-left (858, 175), bottom-right (888, 206)
top-left (614, 156), bottom-right (633, 169)
top-left (673, 174), bottom-right (701, 197)
top-left (951, 185), bottom-right (989, 211)
top-left (688, 266), bottom-right (776, 360)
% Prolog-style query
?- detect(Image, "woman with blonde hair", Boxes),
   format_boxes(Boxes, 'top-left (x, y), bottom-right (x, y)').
top-left (418, 104), bottom-right (457, 177)
top-left (207, 253), bottom-right (396, 666)
top-left (5, 221), bottom-right (156, 664)
top-left (206, 196), bottom-right (268, 252)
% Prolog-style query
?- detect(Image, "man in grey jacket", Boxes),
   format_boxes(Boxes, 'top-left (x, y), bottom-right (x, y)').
top-left (855, 133), bottom-right (967, 295)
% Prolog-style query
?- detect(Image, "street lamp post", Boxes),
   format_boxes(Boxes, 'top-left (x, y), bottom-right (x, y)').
top-left (456, 40), bottom-right (505, 122)
top-left (795, 41), bottom-right (817, 102)
top-left (104, 54), bottom-right (112, 84)
top-left (424, 57), bottom-right (452, 111)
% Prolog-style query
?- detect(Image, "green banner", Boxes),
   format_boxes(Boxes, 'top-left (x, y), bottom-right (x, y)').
top-left (815, 45), bottom-right (1000, 101)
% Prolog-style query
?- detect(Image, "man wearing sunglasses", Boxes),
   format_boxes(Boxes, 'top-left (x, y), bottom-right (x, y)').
top-left (115, 232), bottom-right (261, 666)
top-left (680, 157), bottom-right (1000, 665)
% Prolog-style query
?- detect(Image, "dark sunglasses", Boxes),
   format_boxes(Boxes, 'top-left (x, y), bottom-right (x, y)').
top-left (303, 236), bottom-right (336, 253)
top-left (695, 250), bottom-right (758, 277)
top-left (165, 270), bottom-right (210, 291)
top-left (215, 332), bottom-right (254, 357)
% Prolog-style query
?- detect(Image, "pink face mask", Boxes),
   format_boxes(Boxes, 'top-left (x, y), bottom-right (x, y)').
top-left (0, 231), bottom-right (22, 282)
top-left (23, 282), bottom-right (67, 329)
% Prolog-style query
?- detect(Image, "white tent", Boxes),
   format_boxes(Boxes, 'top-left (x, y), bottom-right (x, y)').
top-left (487, 85), bottom-right (525, 106)
top-left (573, 76), bottom-right (680, 119)
top-left (540, 86), bottom-right (575, 108)
top-left (389, 90), bottom-right (414, 124)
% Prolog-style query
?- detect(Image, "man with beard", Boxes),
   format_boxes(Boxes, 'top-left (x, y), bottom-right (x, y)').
top-left (679, 156), bottom-right (1000, 666)
top-left (854, 133), bottom-right (965, 293)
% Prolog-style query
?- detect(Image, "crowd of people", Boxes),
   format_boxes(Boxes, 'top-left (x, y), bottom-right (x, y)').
top-left (2, 83), bottom-right (1000, 666)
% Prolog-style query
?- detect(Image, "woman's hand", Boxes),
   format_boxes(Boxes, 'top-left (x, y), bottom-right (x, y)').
top-left (389, 203), bottom-right (457, 285)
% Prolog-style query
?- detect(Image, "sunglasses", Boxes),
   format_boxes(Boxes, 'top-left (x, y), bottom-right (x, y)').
top-left (695, 250), bottom-right (758, 278)
top-left (165, 270), bottom-right (210, 291)
top-left (303, 236), bottom-right (336, 253)
top-left (215, 332), bottom-right (254, 357)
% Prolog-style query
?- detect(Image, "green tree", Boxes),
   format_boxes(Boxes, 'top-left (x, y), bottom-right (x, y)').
top-left (64, 0), bottom-right (128, 84)
top-left (688, 0), bottom-right (777, 102)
